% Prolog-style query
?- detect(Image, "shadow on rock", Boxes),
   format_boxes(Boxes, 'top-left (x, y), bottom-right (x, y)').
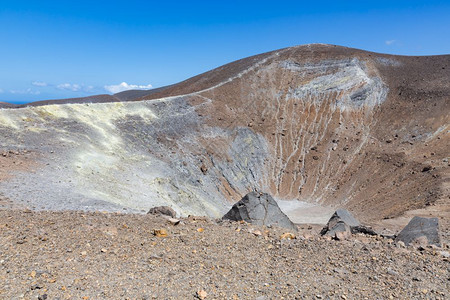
top-left (395, 216), bottom-right (440, 247)
top-left (222, 191), bottom-right (297, 231)
top-left (321, 209), bottom-right (377, 240)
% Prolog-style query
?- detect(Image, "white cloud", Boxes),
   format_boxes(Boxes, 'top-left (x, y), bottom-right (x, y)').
top-left (104, 82), bottom-right (153, 94)
top-left (385, 40), bottom-right (396, 45)
top-left (10, 88), bottom-right (40, 95)
top-left (32, 81), bottom-right (48, 87)
top-left (57, 83), bottom-right (81, 91)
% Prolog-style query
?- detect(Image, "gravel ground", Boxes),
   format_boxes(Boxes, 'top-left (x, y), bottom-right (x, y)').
top-left (0, 209), bottom-right (448, 299)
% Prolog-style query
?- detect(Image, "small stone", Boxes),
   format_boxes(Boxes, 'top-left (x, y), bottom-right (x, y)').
top-left (30, 270), bottom-right (36, 278)
top-left (200, 164), bottom-right (208, 174)
top-left (280, 233), bottom-right (296, 240)
top-left (153, 229), bottom-right (168, 237)
top-left (252, 230), bottom-right (262, 236)
top-left (31, 284), bottom-right (43, 290)
top-left (439, 251), bottom-right (450, 258)
top-left (197, 228), bottom-right (204, 233)
top-left (166, 218), bottom-right (180, 225)
top-left (38, 294), bottom-right (48, 300)
top-left (101, 248), bottom-right (107, 253)
top-left (396, 241), bottom-right (406, 248)
top-left (149, 253), bottom-right (163, 260)
top-left (421, 166), bottom-right (432, 172)
top-left (196, 289), bottom-right (207, 299)
top-left (80, 251), bottom-right (87, 256)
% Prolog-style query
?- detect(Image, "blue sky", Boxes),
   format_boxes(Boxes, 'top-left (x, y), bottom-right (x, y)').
top-left (1, 1), bottom-right (449, 103)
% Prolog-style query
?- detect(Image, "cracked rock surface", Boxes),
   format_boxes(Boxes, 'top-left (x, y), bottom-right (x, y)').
top-left (395, 216), bottom-right (441, 247)
top-left (222, 192), bottom-right (297, 231)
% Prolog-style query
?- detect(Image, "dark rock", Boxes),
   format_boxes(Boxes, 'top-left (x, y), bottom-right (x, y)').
top-left (200, 164), bottom-right (208, 174)
top-left (31, 284), bottom-right (43, 290)
top-left (330, 209), bottom-right (361, 227)
top-left (395, 216), bottom-right (440, 247)
top-left (222, 192), bottom-right (297, 231)
top-left (321, 209), bottom-right (377, 237)
top-left (421, 166), bottom-right (432, 172)
top-left (147, 206), bottom-right (177, 218)
top-left (351, 225), bottom-right (377, 236)
top-left (321, 209), bottom-right (359, 236)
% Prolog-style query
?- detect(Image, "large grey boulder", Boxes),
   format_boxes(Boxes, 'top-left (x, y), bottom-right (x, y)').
top-left (395, 216), bottom-right (440, 247)
top-left (321, 209), bottom-right (376, 238)
top-left (222, 192), bottom-right (297, 231)
top-left (329, 209), bottom-right (361, 228)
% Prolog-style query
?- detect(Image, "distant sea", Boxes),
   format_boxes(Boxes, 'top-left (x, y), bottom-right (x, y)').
top-left (0, 100), bottom-right (27, 104)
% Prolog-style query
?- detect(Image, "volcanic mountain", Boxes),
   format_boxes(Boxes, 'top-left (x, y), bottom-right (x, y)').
top-left (0, 44), bottom-right (448, 223)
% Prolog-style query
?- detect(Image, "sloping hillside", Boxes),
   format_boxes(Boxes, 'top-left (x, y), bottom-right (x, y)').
top-left (0, 44), bottom-right (448, 221)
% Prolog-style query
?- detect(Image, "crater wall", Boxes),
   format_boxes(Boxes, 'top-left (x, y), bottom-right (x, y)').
top-left (0, 45), bottom-right (448, 221)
